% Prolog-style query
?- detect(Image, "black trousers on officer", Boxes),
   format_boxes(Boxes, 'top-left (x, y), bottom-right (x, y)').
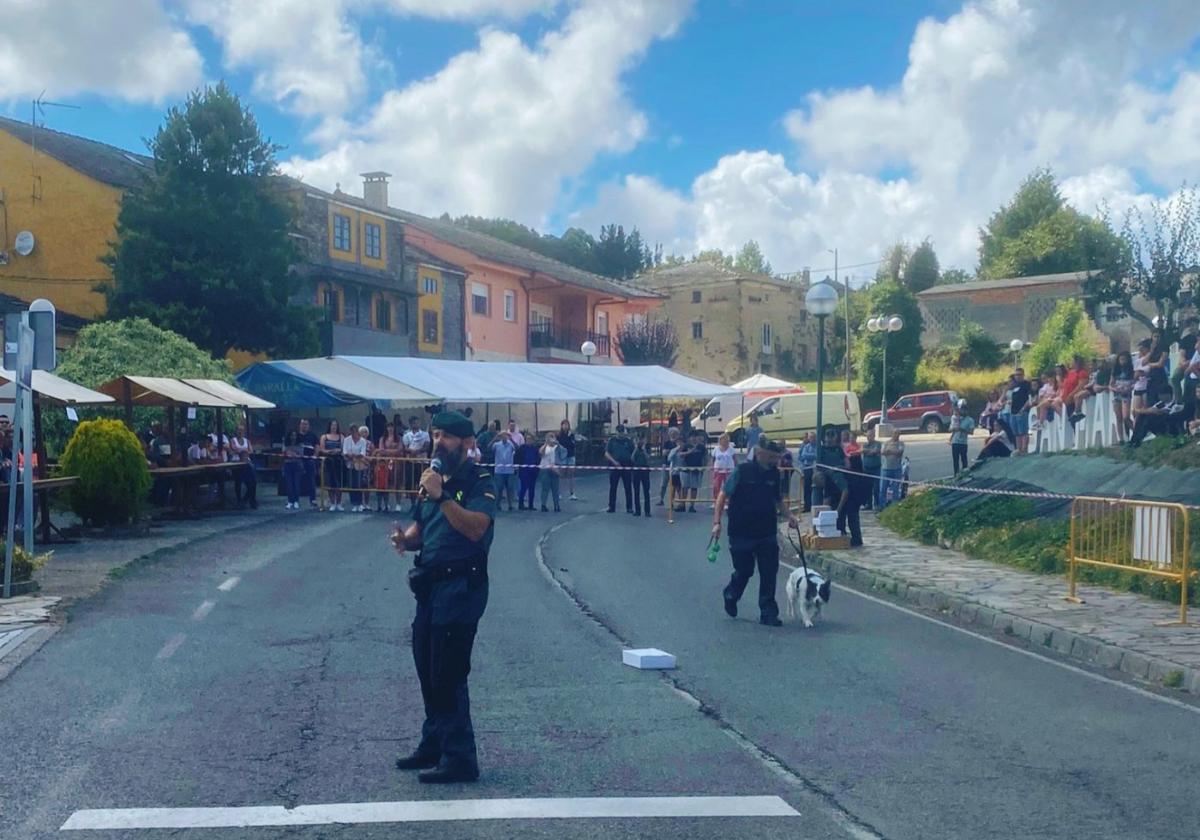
top-left (608, 467), bottom-right (632, 512)
top-left (633, 470), bottom-right (651, 515)
top-left (724, 537), bottom-right (780, 621)
top-left (411, 598), bottom-right (480, 773)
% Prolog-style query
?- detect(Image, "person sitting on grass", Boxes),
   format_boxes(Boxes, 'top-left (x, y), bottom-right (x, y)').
top-left (973, 417), bottom-right (1016, 465)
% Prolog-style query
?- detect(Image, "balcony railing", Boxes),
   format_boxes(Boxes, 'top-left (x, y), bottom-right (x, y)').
top-left (530, 323), bottom-right (610, 357)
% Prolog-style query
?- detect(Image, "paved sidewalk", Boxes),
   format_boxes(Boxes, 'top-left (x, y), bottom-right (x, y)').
top-left (788, 517), bottom-right (1200, 697)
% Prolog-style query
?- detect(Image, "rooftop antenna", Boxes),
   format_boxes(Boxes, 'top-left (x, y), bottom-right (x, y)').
top-left (29, 92), bottom-right (80, 200)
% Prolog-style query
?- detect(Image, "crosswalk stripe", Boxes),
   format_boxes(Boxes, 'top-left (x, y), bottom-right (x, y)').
top-left (61, 795), bottom-right (799, 830)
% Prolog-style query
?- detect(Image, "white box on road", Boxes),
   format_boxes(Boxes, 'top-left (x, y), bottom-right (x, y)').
top-left (622, 648), bottom-right (677, 670)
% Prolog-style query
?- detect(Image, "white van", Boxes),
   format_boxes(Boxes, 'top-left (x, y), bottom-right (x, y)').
top-left (699, 387), bottom-right (804, 438)
top-left (724, 391), bottom-right (861, 446)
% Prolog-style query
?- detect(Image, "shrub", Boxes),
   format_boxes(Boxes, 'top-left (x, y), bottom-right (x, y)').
top-left (1024, 299), bottom-right (1108, 376)
top-left (956, 321), bottom-right (1005, 369)
top-left (914, 363), bottom-right (1010, 414)
top-left (59, 419), bottom-right (152, 527)
top-left (0, 543), bottom-right (52, 582)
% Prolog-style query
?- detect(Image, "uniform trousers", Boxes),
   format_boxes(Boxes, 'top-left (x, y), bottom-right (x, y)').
top-left (723, 536), bottom-right (780, 621)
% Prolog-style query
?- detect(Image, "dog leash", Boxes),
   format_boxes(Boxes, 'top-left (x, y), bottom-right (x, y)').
top-left (786, 521), bottom-right (810, 580)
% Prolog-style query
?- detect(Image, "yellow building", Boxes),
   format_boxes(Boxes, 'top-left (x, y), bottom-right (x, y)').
top-left (633, 262), bottom-right (820, 384)
top-left (0, 116), bottom-right (146, 326)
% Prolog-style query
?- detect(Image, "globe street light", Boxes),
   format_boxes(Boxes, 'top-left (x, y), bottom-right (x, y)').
top-left (580, 340), bottom-right (597, 365)
top-left (867, 314), bottom-right (904, 424)
top-left (805, 281), bottom-right (839, 437)
top-left (1009, 338), bottom-right (1024, 367)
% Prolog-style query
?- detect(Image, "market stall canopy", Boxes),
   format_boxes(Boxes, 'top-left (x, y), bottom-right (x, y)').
top-left (181, 379), bottom-right (275, 410)
top-left (98, 375), bottom-right (238, 408)
top-left (731, 373), bottom-right (799, 391)
top-left (236, 358), bottom-right (439, 409)
top-left (0, 370), bottom-right (115, 405)
top-left (236, 356), bottom-right (736, 407)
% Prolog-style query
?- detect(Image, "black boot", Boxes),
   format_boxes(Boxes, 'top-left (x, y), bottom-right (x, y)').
top-left (418, 764), bottom-right (479, 784)
top-left (395, 751), bottom-right (439, 771)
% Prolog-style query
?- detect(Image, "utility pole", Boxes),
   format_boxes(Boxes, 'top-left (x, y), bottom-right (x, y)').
top-left (828, 247), bottom-right (849, 391)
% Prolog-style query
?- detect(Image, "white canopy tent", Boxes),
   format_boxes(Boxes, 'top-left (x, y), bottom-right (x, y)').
top-left (730, 373), bottom-right (796, 391)
top-left (339, 357), bottom-right (736, 403)
top-left (237, 356), bottom-right (735, 435)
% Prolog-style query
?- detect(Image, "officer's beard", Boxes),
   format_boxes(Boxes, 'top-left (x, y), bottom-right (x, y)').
top-left (434, 443), bottom-right (463, 474)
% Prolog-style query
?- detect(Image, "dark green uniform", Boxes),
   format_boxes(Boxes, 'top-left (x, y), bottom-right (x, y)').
top-left (409, 459), bottom-right (496, 776)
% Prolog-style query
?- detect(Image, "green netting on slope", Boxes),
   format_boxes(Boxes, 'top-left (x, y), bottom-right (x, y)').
top-left (964, 454), bottom-right (1200, 507)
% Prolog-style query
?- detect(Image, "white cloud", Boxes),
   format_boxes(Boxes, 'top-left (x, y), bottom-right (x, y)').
top-left (185, 0), bottom-right (370, 117)
top-left (286, 0), bottom-right (692, 224)
top-left (385, 0), bottom-right (558, 20)
top-left (580, 0), bottom-right (1200, 273)
top-left (0, 0), bottom-right (202, 103)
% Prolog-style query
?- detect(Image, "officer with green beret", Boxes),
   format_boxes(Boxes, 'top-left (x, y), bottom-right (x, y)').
top-left (711, 437), bottom-right (799, 626)
top-left (391, 410), bottom-right (496, 784)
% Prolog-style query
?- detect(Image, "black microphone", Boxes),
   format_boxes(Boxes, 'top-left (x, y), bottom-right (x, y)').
top-left (418, 457), bottom-right (444, 500)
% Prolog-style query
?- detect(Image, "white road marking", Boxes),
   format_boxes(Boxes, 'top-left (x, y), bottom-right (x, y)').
top-left (60, 796), bottom-right (799, 830)
top-left (191, 600), bottom-right (216, 622)
top-left (217, 576), bottom-right (240, 592)
top-left (154, 633), bottom-right (186, 662)
top-left (778, 559), bottom-right (1200, 716)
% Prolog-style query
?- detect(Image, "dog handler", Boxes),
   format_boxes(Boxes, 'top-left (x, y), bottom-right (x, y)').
top-left (711, 438), bottom-right (799, 626)
top-left (391, 411), bottom-right (496, 783)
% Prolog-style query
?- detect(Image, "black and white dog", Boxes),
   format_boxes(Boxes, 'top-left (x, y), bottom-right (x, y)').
top-left (785, 528), bottom-right (831, 627)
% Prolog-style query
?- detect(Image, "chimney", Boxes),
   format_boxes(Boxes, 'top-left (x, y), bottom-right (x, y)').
top-left (361, 171), bottom-right (391, 210)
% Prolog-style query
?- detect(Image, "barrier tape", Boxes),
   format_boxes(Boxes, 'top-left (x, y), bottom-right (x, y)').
top-left (255, 453), bottom-right (1200, 511)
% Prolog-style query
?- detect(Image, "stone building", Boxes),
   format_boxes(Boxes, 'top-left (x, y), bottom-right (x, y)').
top-left (632, 262), bottom-right (819, 384)
top-left (917, 271), bottom-right (1157, 353)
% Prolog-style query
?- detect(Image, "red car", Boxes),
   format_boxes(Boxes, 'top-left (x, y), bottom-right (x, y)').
top-left (863, 390), bottom-right (960, 434)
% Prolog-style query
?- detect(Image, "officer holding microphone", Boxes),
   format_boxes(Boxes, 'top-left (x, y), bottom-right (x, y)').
top-left (391, 411), bottom-right (496, 784)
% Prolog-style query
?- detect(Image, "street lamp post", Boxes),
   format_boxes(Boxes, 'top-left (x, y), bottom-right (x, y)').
top-left (805, 282), bottom-right (840, 437)
top-left (1009, 338), bottom-right (1024, 368)
top-left (580, 340), bottom-right (596, 365)
top-left (867, 315), bottom-right (904, 424)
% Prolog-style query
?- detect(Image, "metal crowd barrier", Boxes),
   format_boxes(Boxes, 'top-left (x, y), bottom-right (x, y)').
top-left (1068, 496), bottom-right (1194, 624)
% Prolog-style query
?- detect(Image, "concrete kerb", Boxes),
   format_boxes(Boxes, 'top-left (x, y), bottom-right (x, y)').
top-left (803, 550), bottom-right (1200, 699)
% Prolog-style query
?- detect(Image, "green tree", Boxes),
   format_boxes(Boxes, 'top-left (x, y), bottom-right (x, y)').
top-left (733, 240), bottom-right (772, 275)
top-left (904, 239), bottom-right (940, 293)
top-left (614, 318), bottom-right (680, 367)
top-left (104, 83), bottom-right (316, 358)
top-left (1085, 187), bottom-right (1199, 335)
top-left (954, 321), bottom-right (1004, 368)
top-left (875, 242), bottom-right (911, 284)
top-left (977, 168), bottom-right (1123, 280)
top-left (1024, 299), bottom-right (1107, 376)
top-left (593, 224), bottom-right (653, 278)
top-left (937, 268), bottom-right (973, 286)
top-left (45, 319), bottom-right (232, 455)
top-left (692, 248), bottom-right (734, 269)
top-left (852, 281), bottom-right (924, 409)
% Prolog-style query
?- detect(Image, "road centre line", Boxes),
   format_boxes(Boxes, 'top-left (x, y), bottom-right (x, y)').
top-left (154, 633), bottom-right (186, 662)
top-left (60, 795), bottom-right (799, 830)
top-left (191, 600), bottom-right (216, 622)
top-left (217, 576), bottom-right (240, 592)
top-left (778, 560), bottom-right (1200, 716)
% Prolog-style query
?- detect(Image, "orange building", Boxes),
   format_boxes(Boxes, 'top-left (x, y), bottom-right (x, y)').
top-left (389, 204), bottom-right (663, 364)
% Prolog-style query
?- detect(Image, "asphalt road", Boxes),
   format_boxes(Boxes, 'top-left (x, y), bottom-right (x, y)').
top-left (3, 471), bottom-right (1197, 839)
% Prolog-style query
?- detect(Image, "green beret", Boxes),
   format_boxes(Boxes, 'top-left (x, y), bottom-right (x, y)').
top-left (431, 411), bottom-right (474, 438)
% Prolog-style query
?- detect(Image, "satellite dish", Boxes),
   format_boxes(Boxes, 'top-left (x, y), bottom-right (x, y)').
top-left (14, 231), bottom-right (34, 257)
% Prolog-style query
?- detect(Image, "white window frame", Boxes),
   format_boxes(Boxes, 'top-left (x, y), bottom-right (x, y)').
top-left (423, 275), bottom-right (438, 295)
top-left (472, 282), bottom-right (490, 317)
top-left (692, 321), bottom-right (703, 340)
top-left (596, 311), bottom-right (609, 336)
top-left (503, 289), bottom-right (516, 322)
top-left (761, 322), bottom-right (772, 352)
top-left (364, 222), bottom-right (382, 259)
top-left (333, 214), bottom-right (351, 252)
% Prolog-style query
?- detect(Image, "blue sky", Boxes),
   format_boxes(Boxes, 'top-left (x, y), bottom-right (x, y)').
top-left (3, 0), bottom-right (1198, 273)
